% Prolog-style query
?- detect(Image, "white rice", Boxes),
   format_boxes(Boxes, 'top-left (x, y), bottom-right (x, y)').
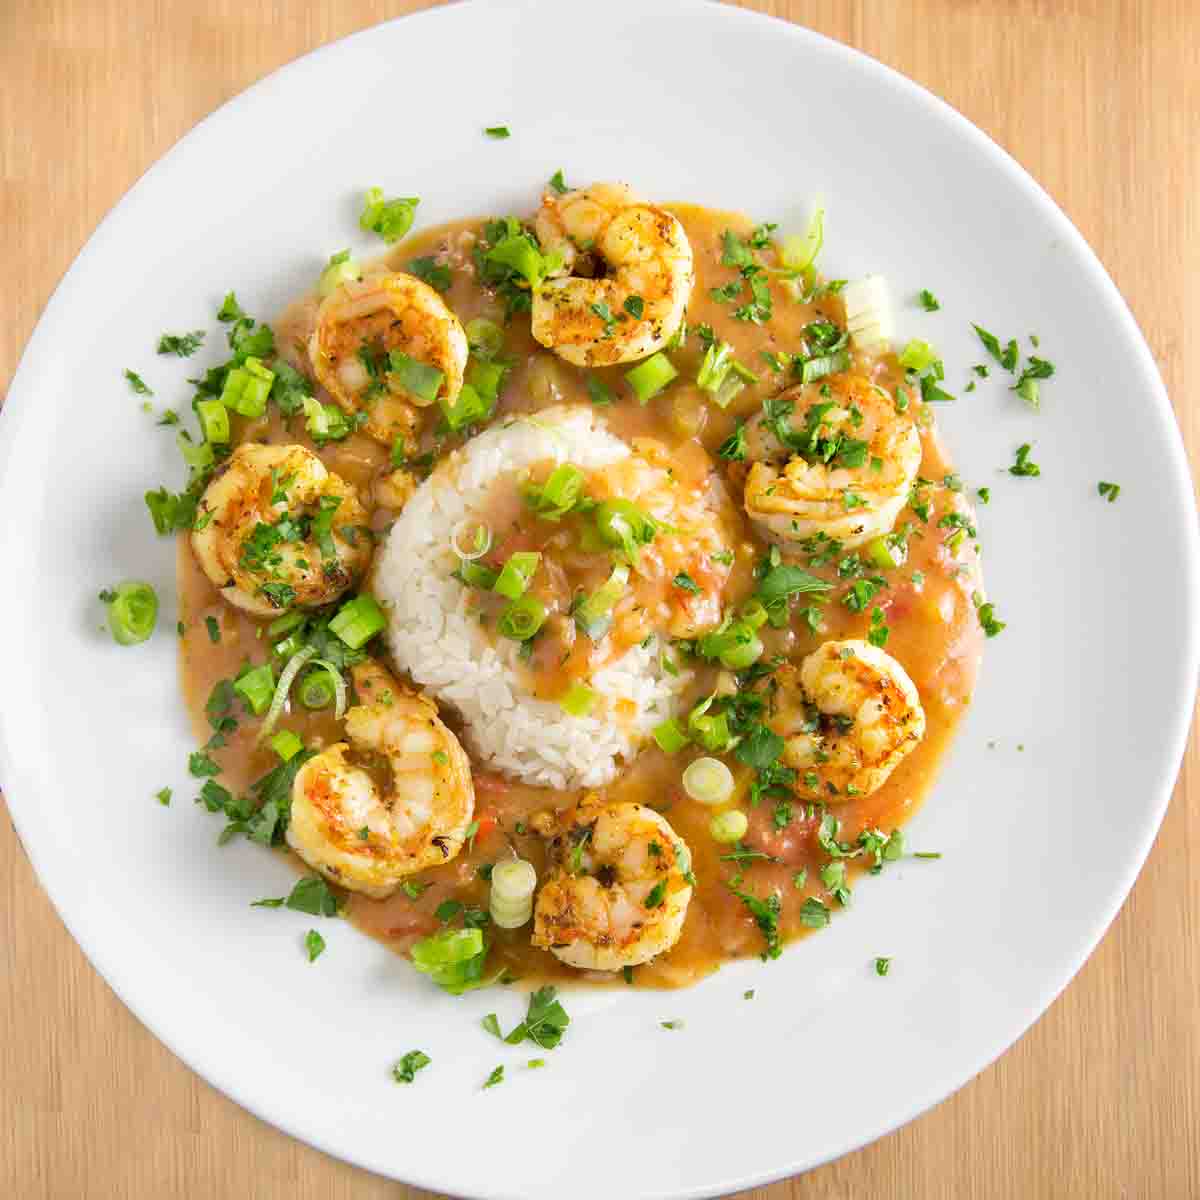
top-left (375, 405), bottom-right (690, 789)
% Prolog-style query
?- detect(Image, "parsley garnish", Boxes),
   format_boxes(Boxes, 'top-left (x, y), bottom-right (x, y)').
top-left (672, 572), bottom-right (700, 594)
top-left (124, 369), bottom-right (152, 396)
top-left (971, 324), bottom-right (1019, 372)
top-left (483, 1065), bottom-right (505, 1089)
top-left (729, 887), bottom-right (782, 959)
top-left (408, 255), bottom-right (452, 293)
top-left (157, 330), bottom-right (205, 357)
top-left (867, 605), bottom-right (889, 648)
top-left (717, 420), bottom-right (748, 461)
top-left (918, 289), bottom-right (940, 312)
top-left (799, 896), bottom-right (831, 929)
top-left (1012, 356), bottom-right (1055, 408)
top-left (392, 1050), bottom-right (431, 1084)
top-left (1008, 443), bottom-right (1041, 477)
top-left (155, 787), bottom-right (171, 807)
top-left (875, 956), bottom-right (891, 976)
top-left (484, 125), bottom-right (511, 139)
top-left (305, 929), bottom-right (326, 962)
top-left (974, 592), bottom-right (1006, 637)
top-left (548, 169), bottom-right (568, 194)
top-left (205, 615), bottom-right (220, 643)
top-left (498, 986), bottom-right (570, 1050)
top-left (1097, 481), bottom-right (1121, 503)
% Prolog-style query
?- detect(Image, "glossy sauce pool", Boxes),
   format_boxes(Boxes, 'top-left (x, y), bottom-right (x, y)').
top-left (179, 203), bottom-right (984, 989)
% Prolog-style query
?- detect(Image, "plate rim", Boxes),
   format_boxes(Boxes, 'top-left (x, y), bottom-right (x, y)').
top-left (1, 1), bottom-right (1197, 1194)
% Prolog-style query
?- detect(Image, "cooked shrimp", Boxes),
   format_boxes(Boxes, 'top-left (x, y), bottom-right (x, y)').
top-left (768, 639), bottom-right (925, 799)
top-left (192, 443), bottom-right (371, 616)
top-left (532, 798), bottom-right (693, 971)
top-left (308, 271), bottom-right (468, 445)
top-left (531, 182), bottom-right (694, 366)
top-left (288, 662), bottom-right (475, 898)
top-left (743, 374), bottom-right (921, 549)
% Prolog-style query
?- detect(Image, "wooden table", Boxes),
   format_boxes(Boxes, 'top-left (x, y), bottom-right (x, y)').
top-left (2, 2), bottom-right (1197, 1196)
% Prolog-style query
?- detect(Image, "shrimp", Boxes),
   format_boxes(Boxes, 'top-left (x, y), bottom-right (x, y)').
top-left (308, 272), bottom-right (468, 445)
top-left (768, 639), bottom-right (925, 799)
top-left (288, 662), bottom-right (475, 898)
top-left (531, 798), bottom-right (693, 971)
top-left (531, 182), bottom-right (694, 366)
top-left (743, 374), bottom-right (921, 549)
top-left (192, 442), bottom-right (371, 616)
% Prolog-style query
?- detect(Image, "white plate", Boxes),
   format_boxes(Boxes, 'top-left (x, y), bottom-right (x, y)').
top-left (1, 2), bottom-right (1196, 1196)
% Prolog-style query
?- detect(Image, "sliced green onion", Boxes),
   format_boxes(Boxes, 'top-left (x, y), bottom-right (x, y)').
top-left (697, 340), bottom-right (756, 408)
top-left (841, 274), bottom-right (894, 350)
top-left (458, 560), bottom-right (499, 590)
top-left (219, 356), bottom-right (275, 418)
top-left (440, 381), bottom-right (493, 432)
top-left (710, 809), bottom-right (749, 844)
top-left (799, 350), bottom-right (851, 384)
top-left (780, 203), bottom-right (824, 275)
top-left (466, 358), bottom-right (507, 403)
top-left (898, 339), bottom-right (938, 372)
top-left (559, 681), bottom-right (597, 717)
top-left (740, 599), bottom-right (768, 630)
top-left (234, 663), bottom-right (276, 716)
top-left (104, 581), bottom-right (158, 645)
top-left (524, 463), bottom-right (585, 520)
top-left (267, 611), bottom-right (305, 639)
top-left (497, 595), bottom-right (546, 641)
top-left (687, 696), bottom-right (735, 753)
top-left (697, 619), bottom-right (763, 670)
top-left (489, 859), bottom-right (537, 929)
top-left (493, 551), bottom-right (541, 600)
top-left (308, 658), bottom-right (348, 719)
top-left (297, 668), bottom-right (335, 710)
top-left (652, 718), bottom-right (690, 755)
top-left (329, 594), bottom-right (386, 649)
top-left (683, 757), bottom-right (735, 806)
top-left (593, 499), bottom-right (656, 552)
top-left (318, 251), bottom-right (361, 297)
top-left (466, 317), bottom-right (504, 360)
top-left (177, 431), bottom-right (214, 477)
top-left (260, 645), bottom-right (316, 739)
top-left (272, 632), bottom-right (305, 661)
top-left (451, 518), bottom-right (492, 561)
top-left (574, 562), bottom-right (630, 638)
top-left (865, 535), bottom-right (904, 571)
top-left (486, 234), bottom-right (550, 287)
top-left (388, 351), bottom-right (444, 406)
top-left (410, 927), bottom-right (486, 990)
top-left (196, 398), bottom-right (230, 444)
top-left (624, 352), bottom-right (678, 404)
top-left (268, 730), bottom-right (304, 762)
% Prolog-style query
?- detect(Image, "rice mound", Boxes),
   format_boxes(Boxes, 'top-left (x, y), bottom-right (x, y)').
top-left (375, 405), bottom-right (690, 789)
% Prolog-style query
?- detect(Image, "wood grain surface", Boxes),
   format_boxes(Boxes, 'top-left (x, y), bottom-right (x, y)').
top-left (2, 2), bottom-right (1197, 1197)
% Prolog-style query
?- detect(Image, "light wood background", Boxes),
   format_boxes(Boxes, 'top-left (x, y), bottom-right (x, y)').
top-left (2, 2), bottom-right (1197, 1197)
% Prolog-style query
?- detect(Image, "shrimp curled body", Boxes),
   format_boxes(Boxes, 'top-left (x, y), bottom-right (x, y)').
top-left (532, 799), bottom-right (693, 971)
top-left (769, 639), bottom-right (925, 799)
top-left (308, 271), bottom-right (468, 445)
top-left (288, 662), bottom-right (476, 898)
top-left (191, 442), bottom-right (371, 616)
top-left (743, 374), bottom-right (921, 549)
top-left (532, 183), bottom-right (694, 367)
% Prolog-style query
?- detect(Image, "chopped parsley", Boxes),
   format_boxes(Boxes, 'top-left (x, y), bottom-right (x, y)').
top-left (157, 330), bottom-right (205, 357)
top-left (717, 420), bottom-right (748, 461)
top-left (867, 605), bottom-right (890, 648)
top-left (728, 886), bottom-right (782, 959)
top-left (305, 929), bottom-right (326, 962)
top-left (1097, 481), bottom-right (1121, 503)
top-left (188, 751), bottom-right (220, 778)
top-left (660, 1020), bottom-right (684, 1031)
top-left (974, 592), bottom-right (1006, 638)
top-left (155, 787), bottom-right (171, 807)
top-left (392, 1050), bottom-right (431, 1084)
top-left (875, 956), bottom-right (891, 976)
top-left (484, 125), bottom-right (511, 139)
top-left (1012, 355), bottom-right (1055, 408)
top-left (1008, 443), bottom-right (1041, 477)
top-left (799, 896), bottom-right (831, 929)
top-left (971, 324), bottom-right (1019, 372)
top-left (408, 255), bottom-right (452, 293)
top-left (624, 295), bottom-right (645, 319)
top-left (205, 615), bottom-right (220, 643)
top-left (672, 572), bottom-right (700, 594)
top-left (498, 985), bottom-right (570, 1050)
top-left (918, 289), bottom-right (940, 312)
top-left (483, 1065), bottom-right (505, 1089)
top-left (977, 487), bottom-right (991, 504)
top-left (123, 369), bottom-right (152, 396)
top-left (548, 169), bottom-right (567, 194)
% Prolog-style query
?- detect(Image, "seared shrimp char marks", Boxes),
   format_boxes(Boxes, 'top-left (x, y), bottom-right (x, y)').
top-left (532, 800), bottom-right (693, 970)
top-left (308, 271), bottom-right (468, 445)
top-left (287, 662), bottom-right (475, 898)
top-left (743, 374), bottom-right (921, 549)
top-left (532, 182), bottom-right (694, 366)
top-left (768, 640), bottom-right (925, 799)
top-left (191, 443), bottom-right (370, 616)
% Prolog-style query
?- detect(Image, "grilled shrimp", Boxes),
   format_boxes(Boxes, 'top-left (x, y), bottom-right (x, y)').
top-left (192, 443), bottom-right (371, 616)
top-left (768, 640), bottom-right (925, 799)
top-left (743, 374), bottom-right (921, 549)
top-left (532, 799), bottom-right (693, 971)
top-left (531, 182), bottom-right (693, 366)
top-left (288, 662), bottom-right (475, 898)
top-left (308, 272), bottom-right (468, 445)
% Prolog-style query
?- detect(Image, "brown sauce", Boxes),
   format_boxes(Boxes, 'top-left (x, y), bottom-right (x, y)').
top-left (178, 201), bottom-right (984, 989)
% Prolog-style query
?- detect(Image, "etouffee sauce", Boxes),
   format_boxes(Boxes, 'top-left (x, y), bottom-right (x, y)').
top-left (179, 203), bottom-right (984, 989)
